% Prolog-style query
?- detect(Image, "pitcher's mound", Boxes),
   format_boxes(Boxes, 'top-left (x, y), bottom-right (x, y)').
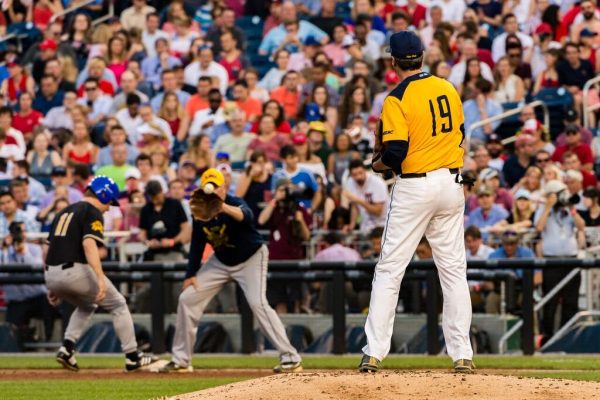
top-left (171, 370), bottom-right (600, 400)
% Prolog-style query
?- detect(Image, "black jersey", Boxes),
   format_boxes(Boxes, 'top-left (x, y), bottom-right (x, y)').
top-left (46, 201), bottom-right (105, 265)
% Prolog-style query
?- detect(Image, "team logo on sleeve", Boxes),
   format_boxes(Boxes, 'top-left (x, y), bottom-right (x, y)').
top-left (91, 220), bottom-right (104, 233)
top-left (382, 130), bottom-right (394, 136)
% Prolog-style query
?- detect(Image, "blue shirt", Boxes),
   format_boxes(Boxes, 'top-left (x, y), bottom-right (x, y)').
top-left (463, 97), bottom-right (503, 143)
top-left (0, 210), bottom-right (41, 236)
top-left (272, 167), bottom-right (318, 209)
top-left (0, 243), bottom-right (46, 303)
top-left (259, 20), bottom-right (328, 55)
top-left (466, 204), bottom-right (509, 241)
top-left (186, 196), bottom-right (263, 278)
top-left (32, 90), bottom-right (64, 115)
top-left (150, 90), bottom-right (191, 112)
top-left (141, 55), bottom-right (183, 90)
top-left (488, 245), bottom-right (535, 278)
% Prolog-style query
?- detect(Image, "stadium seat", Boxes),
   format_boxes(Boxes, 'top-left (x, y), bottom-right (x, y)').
top-left (399, 324), bottom-right (444, 354)
top-left (259, 324), bottom-right (314, 352)
top-left (0, 323), bottom-right (20, 352)
top-left (532, 88), bottom-right (574, 140)
top-left (76, 322), bottom-right (152, 353)
top-left (542, 320), bottom-right (600, 353)
top-left (335, 1), bottom-right (351, 18)
top-left (304, 325), bottom-right (381, 353)
top-left (165, 322), bottom-right (233, 353)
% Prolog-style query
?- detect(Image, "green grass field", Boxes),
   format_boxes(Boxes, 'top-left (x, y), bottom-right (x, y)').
top-left (1, 355), bottom-right (600, 400)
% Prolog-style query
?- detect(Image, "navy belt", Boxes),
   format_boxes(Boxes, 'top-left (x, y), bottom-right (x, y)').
top-left (401, 168), bottom-right (459, 179)
top-left (45, 262), bottom-right (75, 271)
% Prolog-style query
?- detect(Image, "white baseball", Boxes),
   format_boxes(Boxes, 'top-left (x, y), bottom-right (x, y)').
top-left (203, 183), bottom-right (215, 194)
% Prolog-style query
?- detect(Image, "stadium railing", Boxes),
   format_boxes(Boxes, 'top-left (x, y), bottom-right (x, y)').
top-left (4, 259), bottom-right (599, 356)
top-left (582, 75), bottom-right (600, 130)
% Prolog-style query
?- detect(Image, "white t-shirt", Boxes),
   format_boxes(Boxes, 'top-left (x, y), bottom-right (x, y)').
top-left (466, 244), bottom-right (494, 260)
top-left (344, 173), bottom-right (389, 233)
top-left (183, 61), bottom-right (229, 95)
top-left (428, 0), bottom-right (466, 24)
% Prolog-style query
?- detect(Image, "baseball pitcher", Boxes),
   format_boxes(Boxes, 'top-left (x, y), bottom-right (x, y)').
top-left (160, 168), bottom-right (302, 373)
top-left (360, 31), bottom-right (474, 373)
top-left (45, 176), bottom-right (159, 372)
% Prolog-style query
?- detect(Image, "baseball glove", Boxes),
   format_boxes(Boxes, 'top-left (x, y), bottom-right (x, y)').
top-left (189, 188), bottom-right (224, 221)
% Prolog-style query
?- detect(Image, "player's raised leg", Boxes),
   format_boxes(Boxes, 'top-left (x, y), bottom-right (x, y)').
top-left (232, 245), bottom-right (302, 373)
top-left (425, 177), bottom-right (474, 373)
top-left (361, 180), bottom-right (434, 371)
top-left (161, 255), bottom-right (231, 373)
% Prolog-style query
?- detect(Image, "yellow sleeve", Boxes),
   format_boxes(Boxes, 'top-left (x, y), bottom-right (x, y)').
top-left (381, 96), bottom-right (408, 143)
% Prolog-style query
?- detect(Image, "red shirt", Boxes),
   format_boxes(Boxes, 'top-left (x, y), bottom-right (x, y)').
top-left (270, 87), bottom-right (300, 119)
top-left (400, 4), bottom-right (427, 28)
top-left (552, 143), bottom-right (594, 166)
top-left (12, 110), bottom-right (42, 135)
top-left (582, 169), bottom-right (598, 189)
top-left (219, 56), bottom-right (244, 83)
top-left (250, 120), bottom-right (291, 134)
top-left (237, 98), bottom-right (262, 122)
top-left (77, 80), bottom-right (115, 97)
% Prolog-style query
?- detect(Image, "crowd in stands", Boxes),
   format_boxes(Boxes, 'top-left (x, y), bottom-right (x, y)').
top-left (1, 0), bottom-right (600, 347)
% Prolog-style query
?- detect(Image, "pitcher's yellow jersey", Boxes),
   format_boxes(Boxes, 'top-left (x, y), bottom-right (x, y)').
top-left (380, 72), bottom-right (464, 174)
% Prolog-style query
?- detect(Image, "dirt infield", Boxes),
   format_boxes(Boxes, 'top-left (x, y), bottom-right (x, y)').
top-left (172, 370), bottom-right (600, 400)
top-left (0, 368), bottom-right (270, 380)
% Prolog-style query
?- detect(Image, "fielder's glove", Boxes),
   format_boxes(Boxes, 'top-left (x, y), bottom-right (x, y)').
top-left (189, 188), bottom-right (224, 221)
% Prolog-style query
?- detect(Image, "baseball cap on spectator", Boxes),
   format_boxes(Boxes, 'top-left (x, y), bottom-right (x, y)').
top-left (502, 230), bottom-right (520, 244)
top-left (216, 152), bottom-right (230, 161)
top-left (387, 30), bottom-right (424, 60)
top-left (523, 118), bottom-right (540, 133)
top-left (137, 123), bottom-right (162, 137)
top-left (476, 185), bottom-right (493, 197)
top-left (39, 39), bottom-right (58, 51)
top-left (292, 132), bottom-right (307, 145)
top-left (565, 124), bottom-right (579, 134)
top-left (304, 102), bottom-right (320, 122)
top-left (479, 168), bottom-right (499, 182)
top-left (515, 189), bottom-right (531, 200)
top-left (487, 133), bottom-right (502, 144)
top-left (581, 28), bottom-right (598, 38)
top-left (7, 58), bottom-right (22, 69)
top-left (544, 180), bottom-right (567, 194)
top-left (200, 168), bottom-right (225, 188)
top-left (125, 167), bottom-right (141, 180)
top-left (304, 36), bottom-right (321, 47)
top-left (367, 115), bottom-right (378, 124)
top-left (565, 169), bottom-right (583, 182)
top-left (308, 120), bottom-right (327, 135)
top-left (515, 133), bottom-right (535, 147)
top-left (51, 166), bottom-right (67, 176)
top-left (385, 70), bottom-right (400, 85)
top-left (534, 23), bottom-right (553, 35)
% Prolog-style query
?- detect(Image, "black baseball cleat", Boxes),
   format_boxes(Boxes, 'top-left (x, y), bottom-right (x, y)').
top-left (158, 361), bottom-right (194, 373)
top-left (273, 361), bottom-right (303, 373)
top-left (56, 346), bottom-right (79, 372)
top-left (358, 354), bottom-right (380, 373)
top-left (125, 352), bottom-right (160, 372)
top-left (453, 359), bottom-right (476, 374)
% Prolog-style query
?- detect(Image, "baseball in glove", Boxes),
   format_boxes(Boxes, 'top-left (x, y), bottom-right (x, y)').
top-left (190, 168), bottom-right (226, 221)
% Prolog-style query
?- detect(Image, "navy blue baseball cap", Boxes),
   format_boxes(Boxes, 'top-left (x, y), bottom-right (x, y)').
top-left (387, 30), bottom-right (425, 60)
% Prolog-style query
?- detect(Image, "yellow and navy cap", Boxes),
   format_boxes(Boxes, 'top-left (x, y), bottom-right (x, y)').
top-left (200, 168), bottom-right (225, 188)
top-left (386, 30), bottom-right (424, 60)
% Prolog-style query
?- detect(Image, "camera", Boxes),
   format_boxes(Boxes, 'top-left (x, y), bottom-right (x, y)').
top-left (6, 222), bottom-right (25, 248)
top-left (556, 190), bottom-right (580, 208)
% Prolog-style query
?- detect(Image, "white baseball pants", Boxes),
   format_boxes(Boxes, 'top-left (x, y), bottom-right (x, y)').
top-left (363, 168), bottom-right (473, 362)
top-left (171, 245), bottom-right (301, 367)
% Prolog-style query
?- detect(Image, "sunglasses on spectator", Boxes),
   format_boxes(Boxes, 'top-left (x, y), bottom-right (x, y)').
top-left (85, 86), bottom-right (97, 91)
top-left (536, 157), bottom-right (549, 163)
top-left (508, 53), bottom-right (521, 58)
top-left (565, 130), bottom-right (579, 135)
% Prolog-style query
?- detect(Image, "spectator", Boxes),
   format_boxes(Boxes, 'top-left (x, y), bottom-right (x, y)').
top-left (120, 0), bottom-right (156, 31)
top-left (242, 68), bottom-right (269, 104)
top-left (464, 225), bottom-right (494, 260)
top-left (235, 150), bottom-right (273, 224)
top-left (579, 188), bottom-right (600, 226)
top-left (206, 8), bottom-right (246, 54)
top-left (179, 135), bottom-right (213, 173)
top-left (535, 180), bottom-right (585, 342)
top-left (307, 121), bottom-right (333, 166)
top-left (150, 69), bottom-right (190, 112)
top-left (557, 43), bottom-right (595, 119)
top-left (506, 41), bottom-right (533, 92)
top-left (183, 46), bottom-right (229, 95)
top-left (503, 134), bottom-right (536, 188)
top-left (476, 168), bottom-right (513, 211)
top-left (142, 13), bottom-right (168, 59)
top-left (11, 160), bottom-right (47, 205)
top-left (62, 121), bottom-right (99, 167)
top-left (33, 75), bottom-right (64, 116)
top-left (338, 86), bottom-right (370, 130)
top-left (564, 169), bottom-right (586, 211)
top-left (9, 178), bottom-right (40, 224)
top-left (115, 93), bottom-right (143, 142)
top-left (556, 107), bottom-right (594, 147)
top-left (188, 88), bottom-right (225, 139)
top-left (250, 100), bottom-right (291, 135)
top-left (213, 114), bottom-right (255, 163)
top-left (247, 114), bottom-right (291, 161)
top-left (137, 104), bottom-right (173, 147)
top-left (217, 30), bottom-right (249, 85)
top-left (0, 106), bottom-right (26, 155)
top-left (39, 166), bottom-right (83, 209)
top-left (299, 83), bottom-right (339, 136)
top-left (270, 70), bottom-right (301, 121)
top-left (486, 134), bottom-right (505, 172)
top-left (0, 191), bottom-right (39, 236)
top-left (0, 59), bottom-right (35, 107)
top-left (12, 93), bottom-right (42, 142)
top-left (258, 176), bottom-right (311, 313)
top-left (491, 13), bottom-right (534, 62)
top-left (141, 38), bottom-right (182, 92)
top-left (342, 159), bottom-right (388, 234)
top-left (328, 132), bottom-right (360, 185)
top-left (78, 78), bottom-right (112, 128)
top-left (42, 90), bottom-right (77, 131)
top-left (552, 124), bottom-right (594, 172)
top-left (95, 143), bottom-right (134, 191)
top-left (157, 92), bottom-right (185, 154)
top-left (271, 145), bottom-right (318, 209)
top-left (466, 185), bottom-right (509, 241)
top-left (571, 0), bottom-right (600, 45)
top-left (493, 56), bottom-right (525, 103)
top-left (292, 132), bottom-right (326, 182)
top-left (76, 57), bottom-right (117, 97)
top-left (562, 151), bottom-right (597, 189)
top-left (0, 221), bottom-right (55, 345)
top-left (43, 57), bottom-right (77, 93)
top-left (532, 48), bottom-right (560, 95)
top-left (169, 16), bottom-right (200, 58)
top-left (233, 80), bottom-right (262, 123)
top-left (449, 39), bottom-right (494, 88)
top-left (510, 166), bottom-right (543, 204)
top-left (323, 24), bottom-right (348, 68)
top-left (520, 118), bottom-right (554, 155)
top-left (26, 132), bottom-right (62, 187)
top-left (492, 188), bottom-right (536, 233)
top-left (463, 79), bottom-right (503, 145)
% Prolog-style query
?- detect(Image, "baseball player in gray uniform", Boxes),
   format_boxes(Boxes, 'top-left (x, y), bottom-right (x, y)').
top-left (159, 168), bottom-right (302, 373)
top-left (45, 176), bottom-right (159, 372)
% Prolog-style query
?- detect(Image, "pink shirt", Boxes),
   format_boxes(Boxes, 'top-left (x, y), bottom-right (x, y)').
top-left (315, 244), bottom-right (362, 262)
top-left (108, 61), bottom-right (128, 85)
top-left (323, 43), bottom-right (346, 67)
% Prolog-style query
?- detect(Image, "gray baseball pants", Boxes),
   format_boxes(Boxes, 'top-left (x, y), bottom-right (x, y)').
top-left (45, 263), bottom-right (138, 354)
top-left (171, 245), bottom-right (301, 367)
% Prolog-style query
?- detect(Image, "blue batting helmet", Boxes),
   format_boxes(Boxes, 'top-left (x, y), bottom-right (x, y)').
top-left (88, 176), bottom-right (120, 206)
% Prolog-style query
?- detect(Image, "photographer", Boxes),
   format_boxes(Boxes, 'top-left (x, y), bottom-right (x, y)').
top-left (259, 177), bottom-right (311, 314)
top-left (1, 221), bottom-right (56, 346)
top-left (535, 180), bottom-right (586, 343)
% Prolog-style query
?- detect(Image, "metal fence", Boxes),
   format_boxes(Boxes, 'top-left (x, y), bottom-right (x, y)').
top-left (4, 259), bottom-right (599, 355)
